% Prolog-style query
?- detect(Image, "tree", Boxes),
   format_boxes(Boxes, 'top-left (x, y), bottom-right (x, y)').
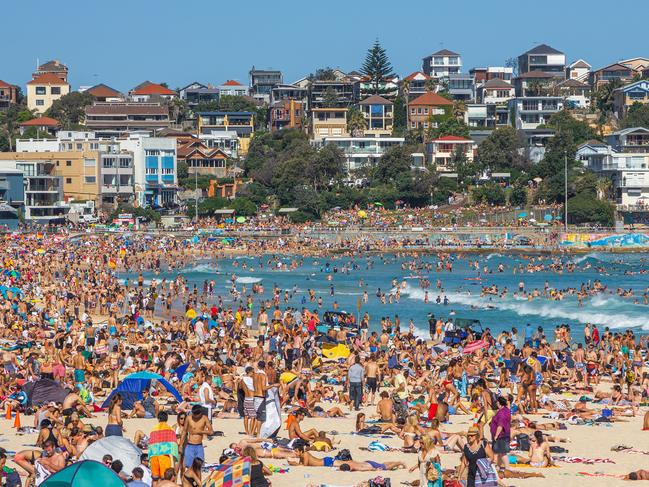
top-left (567, 193), bottom-right (614, 226)
top-left (510, 185), bottom-right (528, 206)
top-left (309, 67), bottom-right (338, 82)
top-left (322, 87), bottom-right (339, 108)
top-left (505, 57), bottom-right (518, 77)
top-left (544, 110), bottom-right (596, 144)
top-left (373, 145), bottom-right (412, 184)
top-left (592, 79), bottom-right (622, 126)
top-left (620, 102), bottom-right (649, 129)
top-left (477, 126), bottom-right (527, 171)
top-left (0, 105), bottom-right (36, 151)
top-left (472, 183), bottom-right (506, 205)
top-left (361, 39), bottom-right (394, 95)
top-left (231, 197), bottom-right (257, 216)
top-left (431, 117), bottom-right (470, 139)
top-left (177, 161), bottom-right (189, 180)
top-left (306, 143), bottom-right (345, 191)
top-left (347, 107), bottom-right (366, 136)
top-left (46, 91), bottom-right (95, 128)
top-left (393, 96), bottom-right (407, 135)
top-left (431, 177), bottom-right (458, 205)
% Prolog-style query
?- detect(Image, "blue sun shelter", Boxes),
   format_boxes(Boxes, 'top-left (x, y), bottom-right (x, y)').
top-left (101, 371), bottom-right (182, 410)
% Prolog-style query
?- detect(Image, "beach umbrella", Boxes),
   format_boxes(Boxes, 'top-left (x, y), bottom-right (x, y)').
top-left (517, 212), bottom-right (528, 218)
top-left (358, 210), bottom-right (367, 218)
top-left (544, 214), bottom-right (553, 222)
top-left (236, 216), bottom-right (246, 223)
top-left (374, 202), bottom-right (383, 206)
top-left (186, 309), bottom-right (197, 319)
top-left (462, 339), bottom-right (489, 354)
top-left (41, 460), bottom-right (124, 487)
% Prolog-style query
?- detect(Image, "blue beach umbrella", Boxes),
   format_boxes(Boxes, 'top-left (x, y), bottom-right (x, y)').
top-left (543, 214), bottom-right (553, 222)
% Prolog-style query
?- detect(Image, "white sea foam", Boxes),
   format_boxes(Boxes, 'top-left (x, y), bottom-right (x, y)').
top-left (235, 276), bottom-right (263, 284)
top-left (401, 284), bottom-right (648, 330)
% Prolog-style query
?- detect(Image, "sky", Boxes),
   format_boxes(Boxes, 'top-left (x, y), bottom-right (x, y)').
top-left (3, 0), bottom-right (648, 92)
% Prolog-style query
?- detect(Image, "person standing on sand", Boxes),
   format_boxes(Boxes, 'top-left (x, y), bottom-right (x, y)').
top-left (347, 355), bottom-right (364, 411)
top-left (364, 354), bottom-right (379, 405)
top-left (490, 396), bottom-right (511, 470)
top-left (179, 405), bottom-right (213, 473)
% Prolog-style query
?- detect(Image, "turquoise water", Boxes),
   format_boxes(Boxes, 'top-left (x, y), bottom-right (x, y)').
top-left (135, 252), bottom-right (649, 339)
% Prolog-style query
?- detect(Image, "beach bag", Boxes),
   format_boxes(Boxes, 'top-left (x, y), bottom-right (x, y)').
top-left (369, 477), bottom-right (391, 487)
top-left (335, 449), bottom-right (352, 461)
top-left (426, 461), bottom-right (441, 482)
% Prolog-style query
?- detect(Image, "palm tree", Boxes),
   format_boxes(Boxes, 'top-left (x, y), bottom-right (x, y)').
top-left (424, 78), bottom-right (438, 93)
top-left (452, 100), bottom-right (467, 120)
top-left (347, 107), bottom-right (367, 136)
top-left (401, 79), bottom-right (411, 98)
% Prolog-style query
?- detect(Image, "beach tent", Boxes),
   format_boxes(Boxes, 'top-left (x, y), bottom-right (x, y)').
top-left (24, 378), bottom-right (71, 407)
top-left (79, 437), bottom-right (142, 475)
top-left (41, 460), bottom-right (125, 487)
top-left (101, 372), bottom-right (182, 410)
top-left (203, 457), bottom-right (251, 487)
top-left (321, 342), bottom-right (350, 360)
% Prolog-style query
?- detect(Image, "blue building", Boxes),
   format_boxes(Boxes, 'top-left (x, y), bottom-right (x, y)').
top-left (0, 169), bottom-right (24, 229)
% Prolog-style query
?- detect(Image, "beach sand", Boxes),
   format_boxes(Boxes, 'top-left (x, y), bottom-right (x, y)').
top-left (2, 402), bottom-right (644, 487)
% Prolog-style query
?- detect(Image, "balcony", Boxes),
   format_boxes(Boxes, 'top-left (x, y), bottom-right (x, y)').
top-left (102, 185), bottom-right (134, 194)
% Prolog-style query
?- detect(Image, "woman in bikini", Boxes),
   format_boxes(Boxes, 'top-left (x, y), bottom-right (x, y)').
top-left (182, 457), bottom-right (203, 487)
top-left (106, 394), bottom-right (124, 437)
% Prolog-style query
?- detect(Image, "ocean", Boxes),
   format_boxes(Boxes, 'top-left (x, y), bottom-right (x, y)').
top-left (130, 252), bottom-right (649, 340)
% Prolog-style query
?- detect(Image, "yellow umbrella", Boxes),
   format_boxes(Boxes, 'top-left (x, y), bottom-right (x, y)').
top-left (358, 210), bottom-right (367, 218)
top-left (186, 309), bottom-right (197, 319)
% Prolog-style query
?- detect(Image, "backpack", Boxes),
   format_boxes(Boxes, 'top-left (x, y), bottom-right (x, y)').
top-left (335, 448), bottom-right (352, 461)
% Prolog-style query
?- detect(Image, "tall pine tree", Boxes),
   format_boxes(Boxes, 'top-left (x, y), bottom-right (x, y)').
top-left (361, 40), bottom-right (394, 95)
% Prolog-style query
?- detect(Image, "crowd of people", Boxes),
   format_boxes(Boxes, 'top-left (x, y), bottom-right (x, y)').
top-left (0, 231), bottom-right (646, 487)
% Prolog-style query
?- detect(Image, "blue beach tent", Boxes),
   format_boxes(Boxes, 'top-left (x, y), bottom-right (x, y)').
top-left (101, 372), bottom-right (182, 410)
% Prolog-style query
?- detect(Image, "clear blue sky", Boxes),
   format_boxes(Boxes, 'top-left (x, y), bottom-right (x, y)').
top-left (4, 0), bottom-right (647, 92)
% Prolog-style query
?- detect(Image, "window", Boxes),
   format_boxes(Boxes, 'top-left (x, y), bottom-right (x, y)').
top-left (84, 158), bottom-right (96, 167)
top-left (84, 176), bottom-right (96, 184)
top-left (66, 161), bottom-right (72, 167)
top-left (411, 121), bottom-right (417, 128)
top-left (36, 99), bottom-right (44, 106)
top-left (424, 108), bottom-right (429, 115)
top-left (417, 108), bottom-right (422, 114)
top-left (423, 122), bottom-right (429, 128)
top-left (410, 108), bottom-right (416, 115)
top-left (76, 143), bottom-right (82, 150)
top-left (51, 87), bottom-right (61, 95)
top-left (35, 87), bottom-right (46, 95)
top-left (145, 168), bottom-right (158, 175)
top-left (145, 150), bottom-right (160, 156)
top-left (66, 178), bottom-right (72, 184)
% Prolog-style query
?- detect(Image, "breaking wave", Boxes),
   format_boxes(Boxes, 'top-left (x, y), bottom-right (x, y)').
top-left (401, 284), bottom-right (648, 330)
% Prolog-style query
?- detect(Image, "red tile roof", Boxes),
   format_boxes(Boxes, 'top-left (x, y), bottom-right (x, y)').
top-left (0, 79), bottom-right (14, 89)
top-left (434, 135), bottom-right (470, 141)
top-left (131, 83), bottom-right (176, 95)
top-left (27, 73), bottom-right (68, 85)
top-left (20, 116), bottom-right (60, 127)
top-left (409, 92), bottom-right (453, 106)
top-left (222, 80), bottom-right (243, 86)
top-left (86, 84), bottom-right (121, 98)
top-left (403, 71), bottom-right (431, 81)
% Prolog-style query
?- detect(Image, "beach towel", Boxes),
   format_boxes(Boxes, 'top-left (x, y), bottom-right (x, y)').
top-left (203, 457), bottom-right (251, 487)
top-left (148, 422), bottom-right (179, 460)
top-left (368, 441), bottom-right (390, 452)
top-left (475, 458), bottom-right (498, 487)
top-left (555, 456), bottom-right (615, 464)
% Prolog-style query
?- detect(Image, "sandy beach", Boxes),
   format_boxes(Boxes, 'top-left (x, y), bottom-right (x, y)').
top-left (2, 386), bottom-right (645, 486)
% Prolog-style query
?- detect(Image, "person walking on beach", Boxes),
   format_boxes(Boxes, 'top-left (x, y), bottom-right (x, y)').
top-left (490, 396), bottom-right (511, 470)
top-left (348, 355), bottom-right (365, 411)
